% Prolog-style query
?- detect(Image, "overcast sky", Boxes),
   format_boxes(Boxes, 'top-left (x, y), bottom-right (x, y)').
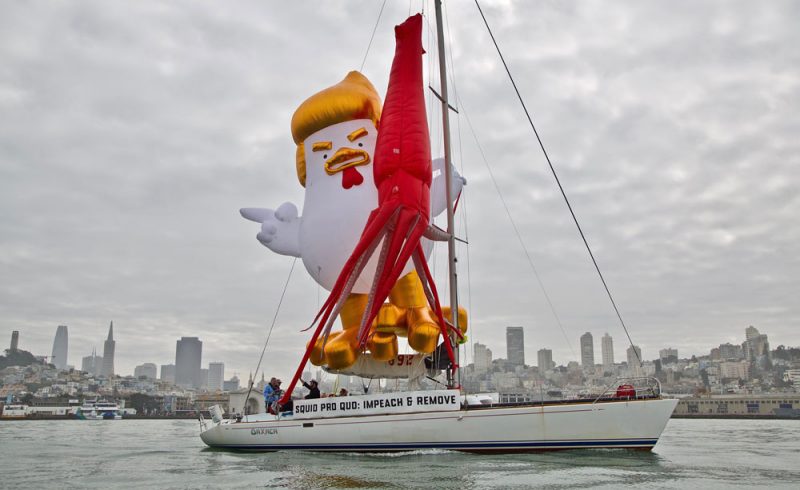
top-left (1, 0), bottom-right (798, 381)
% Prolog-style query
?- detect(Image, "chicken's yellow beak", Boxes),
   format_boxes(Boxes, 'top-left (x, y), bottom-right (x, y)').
top-left (325, 147), bottom-right (370, 175)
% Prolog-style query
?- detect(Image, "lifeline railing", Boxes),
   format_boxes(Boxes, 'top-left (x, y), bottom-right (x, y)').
top-left (591, 376), bottom-right (662, 406)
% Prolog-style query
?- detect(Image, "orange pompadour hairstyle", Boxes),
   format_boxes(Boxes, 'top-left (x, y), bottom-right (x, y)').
top-left (290, 71), bottom-right (382, 187)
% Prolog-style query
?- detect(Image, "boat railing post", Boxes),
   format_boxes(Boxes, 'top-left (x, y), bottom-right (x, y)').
top-left (652, 377), bottom-right (662, 398)
top-left (592, 377), bottom-right (618, 406)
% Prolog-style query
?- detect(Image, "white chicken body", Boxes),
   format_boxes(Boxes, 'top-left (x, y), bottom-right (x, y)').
top-left (242, 119), bottom-right (464, 293)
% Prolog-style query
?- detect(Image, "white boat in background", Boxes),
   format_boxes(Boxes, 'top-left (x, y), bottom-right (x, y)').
top-left (1, 404), bottom-right (29, 420)
top-left (201, 2), bottom-right (678, 452)
top-left (76, 399), bottom-right (122, 420)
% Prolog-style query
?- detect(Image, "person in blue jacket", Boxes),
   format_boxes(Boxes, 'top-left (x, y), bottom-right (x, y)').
top-left (263, 377), bottom-right (281, 413)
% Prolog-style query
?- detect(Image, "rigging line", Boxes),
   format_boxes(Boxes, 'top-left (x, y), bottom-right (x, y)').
top-left (442, 0), bottom-right (460, 113)
top-left (360, 0), bottom-right (388, 72)
top-left (423, 8), bottom-right (442, 286)
top-left (243, 257), bottom-right (298, 418)
top-left (473, 0), bottom-right (641, 366)
top-left (423, 10), bottom-right (440, 177)
top-left (424, 7), bottom-right (434, 147)
top-left (458, 97), bottom-right (576, 360)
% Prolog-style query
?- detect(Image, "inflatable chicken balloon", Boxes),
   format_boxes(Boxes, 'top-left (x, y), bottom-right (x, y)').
top-left (242, 22), bottom-right (465, 371)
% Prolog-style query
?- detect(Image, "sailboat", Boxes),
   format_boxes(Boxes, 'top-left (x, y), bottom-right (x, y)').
top-left (200, 3), bottom-right (677, 452)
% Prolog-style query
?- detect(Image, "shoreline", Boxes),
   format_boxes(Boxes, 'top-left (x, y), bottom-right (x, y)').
top-left (670, 414), bottom-right (799, 420)
top-left (3, 414), bottom-right (799, 421)
top-left (0, 415), bottom-right (199, 421)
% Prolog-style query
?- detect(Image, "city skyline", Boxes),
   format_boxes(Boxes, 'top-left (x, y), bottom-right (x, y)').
top-left (10, 322), bottom-right (792, 379)
top-left (5, 321), bottom-right (794, 406)
top-left (1, 2), bottom-right (798, 380)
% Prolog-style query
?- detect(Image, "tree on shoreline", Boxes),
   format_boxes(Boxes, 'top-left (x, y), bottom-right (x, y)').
top-left (0, 349), bottom-right (43, 370)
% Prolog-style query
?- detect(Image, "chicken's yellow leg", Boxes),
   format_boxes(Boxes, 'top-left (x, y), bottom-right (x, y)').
top-left (308, 293), bottom-right (368, 369)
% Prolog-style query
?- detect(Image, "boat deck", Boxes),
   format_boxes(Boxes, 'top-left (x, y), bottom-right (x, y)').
top-left (468, 394), bottom-right (661, 411)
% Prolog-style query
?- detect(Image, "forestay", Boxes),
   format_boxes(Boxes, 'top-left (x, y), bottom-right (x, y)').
top-left (292, 389), bottom-right (460, 420)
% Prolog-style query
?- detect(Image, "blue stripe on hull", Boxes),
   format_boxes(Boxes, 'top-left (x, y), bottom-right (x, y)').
top-left (213, 439), bottom-right (658, 452)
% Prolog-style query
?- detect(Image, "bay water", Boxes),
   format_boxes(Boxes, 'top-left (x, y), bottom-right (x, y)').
top-left (1, 418), bottom-right (797, 488)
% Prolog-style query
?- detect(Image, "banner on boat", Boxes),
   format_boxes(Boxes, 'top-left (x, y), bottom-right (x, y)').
top-left (292, 389), bottom-right (460, 420)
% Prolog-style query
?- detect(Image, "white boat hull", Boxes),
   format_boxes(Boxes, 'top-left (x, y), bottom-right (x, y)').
top-left (80, 414), bottom-right (123, 420)
top-left (200, 398), bottom-right (677, 452)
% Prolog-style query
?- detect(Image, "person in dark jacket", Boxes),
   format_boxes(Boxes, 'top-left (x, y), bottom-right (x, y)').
top-left (301, 379), bottom-right (320, 399)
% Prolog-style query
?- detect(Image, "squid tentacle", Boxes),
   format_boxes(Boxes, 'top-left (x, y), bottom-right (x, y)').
top-left (355, 215), bottom-right (400, 344)
top-left (354, 209), bottom-right (415, 343)
top-left (307, 205), bottom-right (399, 331)
top-left (412, 246), bottom-right (458, 366)
top-left (319, 237), bottom-right (375, 350)
top-left (304, 205), bottom-right (399, 336)
top-left (357, 214), bottom-right (427, 347)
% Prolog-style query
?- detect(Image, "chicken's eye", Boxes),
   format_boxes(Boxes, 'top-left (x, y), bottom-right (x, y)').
top-left (358, 143), bottom-right (363, 147)
top-left (323, 154), bottom-right (328, 159)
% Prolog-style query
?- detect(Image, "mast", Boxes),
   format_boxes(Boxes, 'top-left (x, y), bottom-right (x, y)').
top-left (433, 0), bottom-right (460, 387)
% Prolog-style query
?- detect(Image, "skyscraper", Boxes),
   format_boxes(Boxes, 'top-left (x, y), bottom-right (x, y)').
top-left (81, 348), bottom-right (102, 376)
top-left (580, 332), bottom-right (594, 368)
top-left (51, 325), bottom-right (69, 370)
top-left (101, 322), bottom-right (116, 378)
top-left (134, 363), bottom-right (158, 379)
top-left (601, 333), bottom-right (614, 369)
top-left (506, 327), bottom-right (525, 366)
top-left (742, 326), bottom-right (770, 361)
top-left (208, 362), bottom-right (225, 391)
top-left (473, 343), bottom-right (492, 372)
top-left (537, 348), bottom-right (554, 370)
top-left (81, 354), bottom-right (94, 374)
top-left (160, 364), bottom-right (176, 384)
top-left (223, 375), bottom-right (240, 392)
top-left (175, 337), bottom-right (203, 388)
top-left (719, 342), bottom-right (744, 360)
top-left (10, 331), bottom-right (19, 351)
top-left (659, 348), bottom-right (678, 362)
top-left (627, 344), bottom-right (642, 368)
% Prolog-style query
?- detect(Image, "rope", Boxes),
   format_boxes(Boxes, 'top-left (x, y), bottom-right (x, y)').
top-left (243, 257), bottom-right (298, 418)
top-left (360, 0), bottom-right (388, 72)
top-left (473, 0), bottom-right (642, 366)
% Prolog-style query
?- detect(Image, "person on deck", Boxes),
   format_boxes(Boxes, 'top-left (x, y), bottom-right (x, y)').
top-left (301, 379), bottom-right (321, 399)
top-left (264, 377), bottom-right (281, 413)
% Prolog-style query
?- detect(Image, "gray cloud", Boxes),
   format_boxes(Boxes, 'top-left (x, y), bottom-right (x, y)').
top-left (1, 1), bottom-right (797, 379)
